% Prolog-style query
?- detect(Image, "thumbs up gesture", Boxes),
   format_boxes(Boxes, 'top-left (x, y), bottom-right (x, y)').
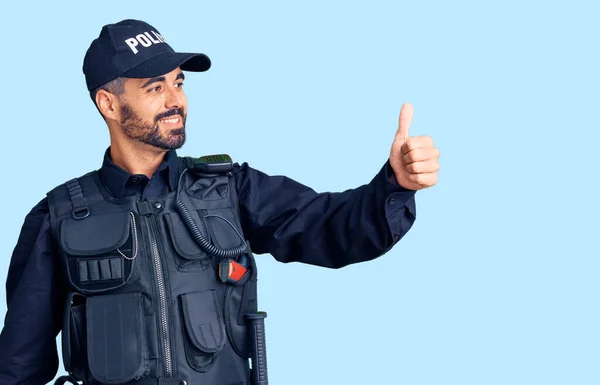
top-left (389, 103), bottom-right (440, 191)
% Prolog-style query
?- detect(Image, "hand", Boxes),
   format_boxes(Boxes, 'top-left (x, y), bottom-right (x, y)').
top-left (389, 103), bottom-right (440, 191)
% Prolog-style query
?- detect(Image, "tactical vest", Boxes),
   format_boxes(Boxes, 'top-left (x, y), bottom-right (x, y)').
top-left (47, 156), bottom-right (263, 385)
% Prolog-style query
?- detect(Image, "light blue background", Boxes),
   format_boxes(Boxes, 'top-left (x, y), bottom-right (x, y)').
top-left (1, 1), bottom-right (598, 384)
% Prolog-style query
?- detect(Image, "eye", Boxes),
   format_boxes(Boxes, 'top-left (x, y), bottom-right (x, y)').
top-left (175, 82), bottom-right (184, 88)
top-left (149, 85), bottom-right (162, 93)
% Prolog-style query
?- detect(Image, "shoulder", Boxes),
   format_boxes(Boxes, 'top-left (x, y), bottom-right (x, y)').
top-left (177, 153), bottom-right (260, 180)
top-left (15, 197), bottom-right (51, 251)
top-left (24, 196), bottom-right (50, 223)
top-left (45, 171), bottom-right (97, 200)
top-left (44, 170), bottom-right (98, 223)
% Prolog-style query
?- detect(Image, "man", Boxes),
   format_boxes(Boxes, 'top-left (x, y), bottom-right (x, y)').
top-left (0, 19), bottom-right (440, 385)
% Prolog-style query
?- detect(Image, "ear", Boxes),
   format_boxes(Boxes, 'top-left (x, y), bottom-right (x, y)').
top-left (96, 90), bottom-right (120, 121)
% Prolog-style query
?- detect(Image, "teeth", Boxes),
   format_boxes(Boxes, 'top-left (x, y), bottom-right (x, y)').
top-left (161, 117), bottom-right (179, 124)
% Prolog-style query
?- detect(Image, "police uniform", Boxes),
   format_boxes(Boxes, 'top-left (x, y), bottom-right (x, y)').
top-left (0, 19), bottom-right (417, 385)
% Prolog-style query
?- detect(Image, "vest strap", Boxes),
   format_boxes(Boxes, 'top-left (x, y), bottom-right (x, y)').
top-left (65, 178), bottom-right (90, 219)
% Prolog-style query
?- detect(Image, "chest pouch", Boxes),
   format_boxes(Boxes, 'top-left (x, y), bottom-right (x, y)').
top-left (59, 210), bottom-right (140, 294)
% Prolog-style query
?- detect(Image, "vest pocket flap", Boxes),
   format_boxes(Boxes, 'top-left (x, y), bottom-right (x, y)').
top-left (181, 290), bottom-right (226, 353)
top-left (61, 211), bottom-right (131, 255)
top-left (164, 213), bottom-right (208, 260)
top-left (86, 292), bottom-right (149, 383)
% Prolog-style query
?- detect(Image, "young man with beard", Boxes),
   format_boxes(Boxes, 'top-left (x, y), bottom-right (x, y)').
top-left (0, 19), bottom-right (440, 385)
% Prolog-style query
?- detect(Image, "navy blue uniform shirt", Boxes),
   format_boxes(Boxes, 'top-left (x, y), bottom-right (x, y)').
top-left (0, 148), bottom-right (416, 385)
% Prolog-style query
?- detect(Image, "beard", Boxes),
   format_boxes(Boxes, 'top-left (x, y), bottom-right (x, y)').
top-left (120, 103), bottom-right (187, 150)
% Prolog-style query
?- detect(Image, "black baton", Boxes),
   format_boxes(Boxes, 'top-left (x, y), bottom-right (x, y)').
top-left (246, 311), bottom-right (269, 385)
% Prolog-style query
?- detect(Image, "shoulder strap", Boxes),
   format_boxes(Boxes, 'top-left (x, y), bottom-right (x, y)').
top-left (65, 178), bottom-right (90, 219)
top-left (47, 171), bottom-right (104, 223)
top-left (227, 167), bottom-right (242, 220)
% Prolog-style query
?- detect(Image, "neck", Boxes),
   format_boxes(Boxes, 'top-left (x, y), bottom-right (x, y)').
top-left (109, 139), bottom-right (168, 178)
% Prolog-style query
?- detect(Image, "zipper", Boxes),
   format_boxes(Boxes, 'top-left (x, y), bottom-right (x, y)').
top-left (145, 214), bottom-right (173, 377)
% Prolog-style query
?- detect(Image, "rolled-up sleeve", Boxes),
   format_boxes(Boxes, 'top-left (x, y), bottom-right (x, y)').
top-left (235, 160), bottom-right (416, 268)
top-left (0, 198), bottom-right (65, 385)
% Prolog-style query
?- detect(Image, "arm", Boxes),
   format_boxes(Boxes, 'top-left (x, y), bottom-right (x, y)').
top-left (0, 198), bottom-right (66, 385)
top-left (234, 160), bottom-right (416, 269)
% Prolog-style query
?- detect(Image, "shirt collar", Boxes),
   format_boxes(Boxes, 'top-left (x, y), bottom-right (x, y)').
top-left (97, 147), bottom-right (181, 198)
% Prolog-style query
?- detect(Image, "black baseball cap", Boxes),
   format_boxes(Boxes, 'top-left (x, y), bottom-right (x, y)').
top-left (83, 19), bottom-right (211, 92)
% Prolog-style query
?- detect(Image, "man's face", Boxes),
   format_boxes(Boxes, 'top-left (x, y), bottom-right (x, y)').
top-left (117, 67), bottom-right (188, 150)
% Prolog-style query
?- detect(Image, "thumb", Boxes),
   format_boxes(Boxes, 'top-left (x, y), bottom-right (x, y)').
top-left (396, 102), bottom-right (414, 143)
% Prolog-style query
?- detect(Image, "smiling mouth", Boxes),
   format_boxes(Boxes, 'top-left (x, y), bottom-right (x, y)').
top-left (159, 116), bottom-right (182, 125)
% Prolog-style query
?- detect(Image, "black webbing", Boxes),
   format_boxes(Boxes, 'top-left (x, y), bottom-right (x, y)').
top-left (65, 178), bottom-right (89, 219)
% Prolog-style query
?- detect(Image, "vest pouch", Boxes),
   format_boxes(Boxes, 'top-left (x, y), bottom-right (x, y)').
top-left (62, 292), bottom-right (91, 382)
top-left (224, 279), bottom-right (257, 359)
top-left (164, 212), bottom-right (212, 272)
top-left (86, 292), bottom-right (150, 384)
top-left (180, 290), bottom-right (227, 372)
top-left (60, 211), bottom-right (140, 294)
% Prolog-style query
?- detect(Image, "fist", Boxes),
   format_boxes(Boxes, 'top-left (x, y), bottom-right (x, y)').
top-left (389, 103), bottom-right (440, 191)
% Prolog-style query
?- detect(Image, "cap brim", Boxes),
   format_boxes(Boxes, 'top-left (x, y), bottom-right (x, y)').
top-left (122, 52), bottom-right (211, 79)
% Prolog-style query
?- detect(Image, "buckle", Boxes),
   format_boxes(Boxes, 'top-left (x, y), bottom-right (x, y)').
top-left (72, 207), bottom-right (90, 220)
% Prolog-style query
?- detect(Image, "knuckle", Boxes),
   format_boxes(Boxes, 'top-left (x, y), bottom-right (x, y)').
top-left (414, 136), bottom-right (433, 147)
top-left (409, 137), bottom-right (421, 147)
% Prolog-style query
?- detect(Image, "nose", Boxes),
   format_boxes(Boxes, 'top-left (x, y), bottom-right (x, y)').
top-left (164, 85), bottom-right (185, 109)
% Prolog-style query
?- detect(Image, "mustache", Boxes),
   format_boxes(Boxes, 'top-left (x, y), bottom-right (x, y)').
top-left (155, 108), bottom-right (185, 123)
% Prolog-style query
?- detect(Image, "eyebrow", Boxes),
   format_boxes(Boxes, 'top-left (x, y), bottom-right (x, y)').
top-left (141, 76), bottom-right (165, 88)
top-left (140, 72), bottom-right (185, 88)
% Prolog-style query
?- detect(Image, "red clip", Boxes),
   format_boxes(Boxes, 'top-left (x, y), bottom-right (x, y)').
top-left (219, 259), bottom-right (248, 283)
top-left (229, 260), bottom-right (247, 281)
